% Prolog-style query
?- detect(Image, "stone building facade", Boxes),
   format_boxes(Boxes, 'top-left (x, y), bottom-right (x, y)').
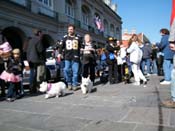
top-left (0, 0), bottom-right (122, 49)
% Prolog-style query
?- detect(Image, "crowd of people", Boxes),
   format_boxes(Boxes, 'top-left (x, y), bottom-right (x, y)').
top-left (0, 24), bottom-right (174, 108)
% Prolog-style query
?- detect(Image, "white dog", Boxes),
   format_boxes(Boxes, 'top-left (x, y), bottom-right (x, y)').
top-left (39, 81), bottom-right (66, 99)
top-left (80, 77), bottom-right (93, 94)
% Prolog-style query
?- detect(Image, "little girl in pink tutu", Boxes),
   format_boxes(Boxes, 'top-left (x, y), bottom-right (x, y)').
top-left (0, 42), bottom-right (22, 101)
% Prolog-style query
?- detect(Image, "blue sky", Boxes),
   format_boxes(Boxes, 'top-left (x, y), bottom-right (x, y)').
top-left (113, 0), bottom-right (172, 43)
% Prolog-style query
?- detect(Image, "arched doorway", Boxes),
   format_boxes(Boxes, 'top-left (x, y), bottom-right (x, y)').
top-left (1, 26), bottom-right (26, 51)
top-left (1, 26), bottom-right (27, 60)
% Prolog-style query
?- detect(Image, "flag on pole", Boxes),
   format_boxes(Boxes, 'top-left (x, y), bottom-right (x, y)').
top-left (94, 16), bottom-right (104, 32)
top-left (169, 0), bottom-right (175, 42)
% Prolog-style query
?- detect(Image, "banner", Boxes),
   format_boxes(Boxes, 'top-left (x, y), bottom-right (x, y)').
top-left (169, 0), bottom-right (175, 42)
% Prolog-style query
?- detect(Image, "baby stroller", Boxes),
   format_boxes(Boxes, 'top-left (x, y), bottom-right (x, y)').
top-left (123, 55), bottom-right (131, 84)
top-left (99, 61), bottom-right (109, 84)
top-left (123, 63), bottom-right (130, 84)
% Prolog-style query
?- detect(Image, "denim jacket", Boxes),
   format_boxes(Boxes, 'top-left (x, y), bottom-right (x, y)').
top-left (158, 35), bottom-right (174, 60)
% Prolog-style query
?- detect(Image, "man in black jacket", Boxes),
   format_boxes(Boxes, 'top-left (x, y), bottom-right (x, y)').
top-left (27, 30), bottom-right (46, 93)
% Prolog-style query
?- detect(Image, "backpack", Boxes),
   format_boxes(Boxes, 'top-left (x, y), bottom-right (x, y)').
top-left (109, 53), bottom-right (115, 60)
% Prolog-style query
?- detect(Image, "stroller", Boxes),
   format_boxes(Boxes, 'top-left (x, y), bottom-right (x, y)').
top-left (99, 61), bottom-right (109, 84)
top-left (123, 56), bottom-right (131, 84)
top-left (123, 63), bottom-right (130, 84)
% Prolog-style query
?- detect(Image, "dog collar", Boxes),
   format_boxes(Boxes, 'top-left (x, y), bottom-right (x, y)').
top-left (48, 83), bottom-right (52, 91)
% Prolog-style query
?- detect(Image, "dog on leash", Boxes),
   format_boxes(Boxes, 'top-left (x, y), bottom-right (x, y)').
top-left (39, 81), bottom-right (66, 99)
top-left (80, 77), bottom-right (93, 94)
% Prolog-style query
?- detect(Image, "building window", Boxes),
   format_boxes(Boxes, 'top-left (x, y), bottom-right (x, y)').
top-left (48, 0), bottom-right (52, 6)
top-left (116, 27), bottom-right (120, 33)
top-left (65, 0), bottom-right (75, 18)
top-left (82, 13), bottom-right (88, 25)
top-left (44, 0), bottom-right (48, 5)
top-left (38, 0), bottom-right (54, 17)
top-left (110, 24), bottom-right (114, 36)
top-left (38, 0), bottom-right (53, 8)
top-left (104, 19), bottom-right (109, 34)
top-left (82, 5), bottom-right (90, 25)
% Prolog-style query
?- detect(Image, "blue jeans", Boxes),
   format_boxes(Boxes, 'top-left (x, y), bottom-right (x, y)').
top-left (29, 68), bottom-right (34, 85)
top-left (152, 59), bottom-right (158, 74)
top-left (7, 82), bottom-right (16, 98)
top-left (163, 59), bottom-right (173, 81)
top-left (64, 60), bottom-right (79, 87)
top-left (19, 81), bottom-right (24, 95)
top-left (141, 58), bottom-right (151, 74)
top-left (57, 60), bottom-right (65, 78)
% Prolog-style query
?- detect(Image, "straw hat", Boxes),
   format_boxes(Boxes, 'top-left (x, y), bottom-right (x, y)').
top-left (12, 48), bottom-right (20, 54)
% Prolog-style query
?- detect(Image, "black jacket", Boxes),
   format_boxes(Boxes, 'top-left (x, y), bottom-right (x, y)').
top-left (27, 35), bottom-right (46, 64)
top-left (141, 43), bottom-right (152, 59)
top-left (59, 34), bottom-right (82, 62)
top-left (5, 57), bottom-right (23, 75)
top-left (81, 42), bottom-right (96, 65)
top-left (106, 43), bottom-right (120, 64)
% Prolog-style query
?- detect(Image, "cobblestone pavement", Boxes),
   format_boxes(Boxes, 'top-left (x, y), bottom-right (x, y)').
top-left (0, 75), bottom-right (175, 131)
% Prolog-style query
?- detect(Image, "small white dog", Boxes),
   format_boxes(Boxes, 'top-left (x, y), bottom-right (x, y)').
top-left (80, 77), bottom-right (93, 94)
top-left (39, 81), bottom-right (66, 99)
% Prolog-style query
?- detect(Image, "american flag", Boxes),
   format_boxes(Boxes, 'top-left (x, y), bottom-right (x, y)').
top-left (94, 16), bottom-right (104, 32)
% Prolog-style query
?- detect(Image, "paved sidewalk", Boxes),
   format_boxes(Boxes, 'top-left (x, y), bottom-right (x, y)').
top-left (0, 75), bottom-right (175, 131)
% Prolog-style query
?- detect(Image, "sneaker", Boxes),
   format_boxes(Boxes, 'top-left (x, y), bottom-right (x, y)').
top-left (146, 73), bottom-right (151, 76)
top-left (161, 100), bottom-right (175, 108)
top-left (6, 98), bottom-right (15, 102)
top-left (133, 82), bottom-right (140, 86)
top-left (143, 81), bottom-right (147, 85)
top-left (160, 81), bottom-right (171, 85)
top-left (160, 79), bottom-right (164, 82)
top-left (67, 85), bottom-right (72, 90)
top-left (143, 81), bottom-right (147, 87)
top-left (72, 86), bottom-right (79, 91)
top-left (16, 94), bottom-right (24, 99)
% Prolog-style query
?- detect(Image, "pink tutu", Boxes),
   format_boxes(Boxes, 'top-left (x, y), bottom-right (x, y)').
top-left (0, 71), bottom-right (21, 82)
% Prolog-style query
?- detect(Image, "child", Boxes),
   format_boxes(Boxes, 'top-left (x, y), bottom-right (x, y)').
top-left (0, 35), bottom-right (6, 98)
top-left (12, 49), bottom-right (24, 98)
top-left (0, 41), bottom-right (13, 101)
top-left (0, 46), bottom-right (22, 101)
